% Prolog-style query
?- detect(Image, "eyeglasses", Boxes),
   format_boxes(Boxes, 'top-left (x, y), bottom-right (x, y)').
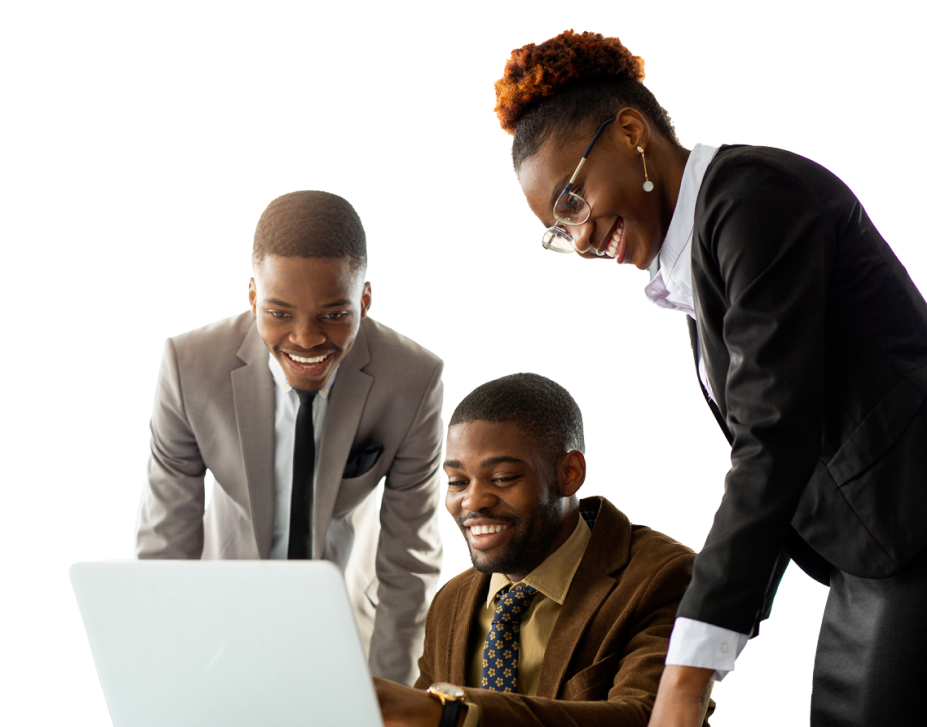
top-left (542, 117), bottom-right (616, 254)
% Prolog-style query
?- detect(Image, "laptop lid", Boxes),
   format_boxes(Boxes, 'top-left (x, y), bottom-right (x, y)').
top-left (70, 560), bottom-right (384, 727)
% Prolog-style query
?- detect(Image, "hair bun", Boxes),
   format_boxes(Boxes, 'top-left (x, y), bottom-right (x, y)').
top-left (494, 30), bottom-right (645, 134)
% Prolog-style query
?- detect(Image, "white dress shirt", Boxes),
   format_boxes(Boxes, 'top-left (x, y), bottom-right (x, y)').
top-left (645, 143), bottom-right (750, 680)
top-left (267, 354), bottom-right (338, 560)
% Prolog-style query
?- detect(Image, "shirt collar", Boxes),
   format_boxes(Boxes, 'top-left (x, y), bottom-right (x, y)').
top-left (267, 352), bottom-right (338, 399)
top-left (643, 144), bottom-right (718, 315)
top-left (484, 515), bottom-right (591, 608)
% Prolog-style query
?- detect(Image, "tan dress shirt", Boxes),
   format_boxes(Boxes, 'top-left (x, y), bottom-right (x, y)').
top-left (467, 515), bottom-right (592, 695)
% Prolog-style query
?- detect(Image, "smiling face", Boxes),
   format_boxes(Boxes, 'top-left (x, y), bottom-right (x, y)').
top-left (249, 254), bottom-right (371, 391)
top-left (444, 420), bottom-right (584, 582)
top-left (517, 109), bottom-right (679, 270)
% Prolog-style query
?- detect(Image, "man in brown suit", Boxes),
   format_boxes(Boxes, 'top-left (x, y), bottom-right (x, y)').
top-left (375, 374), bottom-right (711, 727)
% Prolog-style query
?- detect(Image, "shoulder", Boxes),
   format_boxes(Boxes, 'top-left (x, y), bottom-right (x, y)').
top-left (361, 317), bottom-right (443, 380)
top-left (699, 145), bottom-right (847, 211)
top-left (627, 525), bottom-right (695, 576)
top-left (165, 311), bottom-right (258, 382)
top-left (612, 524), bottom-right (695, 613)
top-left (589, 497), bottom-right (695, 588)
top-left (170, 310), bottom-right (255, 355)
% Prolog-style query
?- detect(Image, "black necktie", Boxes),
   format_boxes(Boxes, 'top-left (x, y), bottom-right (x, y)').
top-left (288, 390), bottom-right (317, 560)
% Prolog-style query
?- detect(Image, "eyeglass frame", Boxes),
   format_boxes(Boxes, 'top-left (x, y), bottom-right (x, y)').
top-left (542, 117), bottom-right (617, 254)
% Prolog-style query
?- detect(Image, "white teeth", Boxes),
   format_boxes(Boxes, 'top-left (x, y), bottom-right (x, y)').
top-left (470, 523), bottom-right (508, 535)
top-left (605, 223), bottom-right (623, 258)
top-left (288, 353), bottom-right (329, 364)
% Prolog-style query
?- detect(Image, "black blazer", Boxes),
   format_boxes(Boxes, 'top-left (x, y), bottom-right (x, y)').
top-left (678, 145), bottom-right (927, 635)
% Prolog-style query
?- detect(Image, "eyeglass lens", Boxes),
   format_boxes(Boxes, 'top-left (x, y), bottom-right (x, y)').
top-left (541, 226), bottom-right (575, 253)
top-left (553, 191), bottom-right (590, 226)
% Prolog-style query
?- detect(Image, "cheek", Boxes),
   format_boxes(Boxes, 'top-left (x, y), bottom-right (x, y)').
top-left (329, 320), bottom-right (362, 350)
top-left (444, 489), bottom-right (462, 516)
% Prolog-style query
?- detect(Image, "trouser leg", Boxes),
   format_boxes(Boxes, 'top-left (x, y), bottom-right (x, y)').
top-left (810, 544), bottom-right (927, 726)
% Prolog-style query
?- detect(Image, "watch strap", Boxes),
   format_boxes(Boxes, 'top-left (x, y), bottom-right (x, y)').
top-left (438, 699), bottom-right (464, 727)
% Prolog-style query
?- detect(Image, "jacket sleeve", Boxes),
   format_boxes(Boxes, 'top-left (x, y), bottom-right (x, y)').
top-left (679, 151), bottom-right (836, 633)
top-left (135, 337), bottom-right (207, 559)
top-left (368, 359), bottom-right (445, 685)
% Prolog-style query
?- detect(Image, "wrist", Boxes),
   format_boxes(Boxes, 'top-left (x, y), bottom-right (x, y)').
top-left (426, 683), bottom-right (466, 727)
top-left (661, 665), bottom-right (713, 698)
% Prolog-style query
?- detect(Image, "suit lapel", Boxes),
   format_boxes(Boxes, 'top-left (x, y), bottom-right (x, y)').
top-left (535, 498), bottom-right (631, 698)
top-left (448, 573), bottom-right (489, 685)
top-left (230, 318), bottom-right (276, 558)
top-left (312, 322), bottom-right (373, 555)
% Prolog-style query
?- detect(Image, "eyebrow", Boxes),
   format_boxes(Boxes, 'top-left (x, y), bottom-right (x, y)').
top-left (443, 455), bottom-right (525, 469)
top-left (262, 298), bottom-right (355, 309)
top-left (548, 174), bottom-right (573, 216)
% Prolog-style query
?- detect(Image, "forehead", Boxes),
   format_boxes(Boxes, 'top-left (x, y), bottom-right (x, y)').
top-left (254, 255), bottom-right (364, 301)
top-left (516, 137), bottom-right (586, 225)
top-left (446, 420), bottom-right (542, 466)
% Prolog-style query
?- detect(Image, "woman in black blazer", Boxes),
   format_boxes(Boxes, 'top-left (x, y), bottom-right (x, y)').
top-left (496, 30), bottom-right (927, 727)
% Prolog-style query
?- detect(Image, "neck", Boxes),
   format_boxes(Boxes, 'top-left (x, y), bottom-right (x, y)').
top-left (650, 140), bottom-right (691, 264)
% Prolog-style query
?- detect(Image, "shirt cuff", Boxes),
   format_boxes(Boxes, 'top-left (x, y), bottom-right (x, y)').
top-left (665, 617), bottom-right (750, 682)
top-left (461, 699), bottom-right (481, 727)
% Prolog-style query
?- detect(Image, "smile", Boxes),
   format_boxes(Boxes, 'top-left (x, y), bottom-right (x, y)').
top-left (467, 523), bottom-right (512, 550)
top-left (604, 217), bottom-right (625, 260)
top-left (469, 523), bottom-right (511, 536)
top-left (281, 351), bottom-right (335, 377)
top-left (285, 352), bottom-right (331, 365)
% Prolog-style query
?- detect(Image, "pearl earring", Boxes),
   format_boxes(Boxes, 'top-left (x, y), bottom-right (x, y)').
top-left (637, 146), bottom-right (654, 192)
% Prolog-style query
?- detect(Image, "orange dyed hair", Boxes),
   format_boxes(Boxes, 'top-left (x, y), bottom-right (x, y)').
top-left (494, 30), bottom-right (645, 134)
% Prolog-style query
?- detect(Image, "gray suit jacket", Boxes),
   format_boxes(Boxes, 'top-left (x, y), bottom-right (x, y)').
top-left (136, 312), bottom-right (444, 685)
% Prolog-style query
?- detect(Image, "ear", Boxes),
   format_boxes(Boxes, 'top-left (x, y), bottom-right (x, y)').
top-left (610, 107), bottom-right (651, 154)
top-left (557, 450), bottom-right (586, 498)
top-left (248, 278), bottom-right (258, 314)
top-left (360, 282), bottom-right (372, 319)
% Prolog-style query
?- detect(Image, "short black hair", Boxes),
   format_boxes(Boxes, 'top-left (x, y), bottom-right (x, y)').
top-left (450, 373), bottom-right (585, 458)
top-left (252, 190), bottom-right (367, 272)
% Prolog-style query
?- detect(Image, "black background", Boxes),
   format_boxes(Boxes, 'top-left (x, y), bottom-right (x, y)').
top-left (67, 18), bottom-right (927, 727)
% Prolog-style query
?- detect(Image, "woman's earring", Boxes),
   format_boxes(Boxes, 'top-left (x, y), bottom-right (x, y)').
top-left (637, 146), bottom-right (654, 192)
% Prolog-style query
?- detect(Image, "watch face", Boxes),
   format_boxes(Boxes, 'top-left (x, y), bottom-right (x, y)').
top-left (429, 682), bottom-right (465, 700)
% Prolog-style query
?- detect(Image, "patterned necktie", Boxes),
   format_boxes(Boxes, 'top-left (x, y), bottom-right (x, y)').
top-left (481, 583), bottom-right (539, 693)
top-left (288, 390), bottom-right (317, 559)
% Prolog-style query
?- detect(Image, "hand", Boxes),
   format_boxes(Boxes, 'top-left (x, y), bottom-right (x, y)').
top-left (648, 665), bottom-right (713, 727)
top-left (374, 677), bottom-right (445, 727)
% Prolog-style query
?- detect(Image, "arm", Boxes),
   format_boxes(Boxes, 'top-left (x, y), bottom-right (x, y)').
top-left (680, 151), bottom-right (834, 633)
top-left (648, 667), bottom-right (714, 727)
top-left (135, 338), bottom-right (207, 558)
top-left (369, 359), bottom-right (445, 684)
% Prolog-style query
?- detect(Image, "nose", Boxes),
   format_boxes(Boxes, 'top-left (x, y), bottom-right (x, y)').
top-left (569, 219), bottom-right (597, 256)
top-left (459, 478), bottom-right (498, 514)
top-left (289, 320), bottom-right (326, 350)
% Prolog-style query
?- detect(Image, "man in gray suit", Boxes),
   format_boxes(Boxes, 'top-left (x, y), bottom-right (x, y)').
top-left (136, 190), bottom-right (444, 685)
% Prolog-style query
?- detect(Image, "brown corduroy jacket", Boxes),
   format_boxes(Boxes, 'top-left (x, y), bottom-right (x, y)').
top-left (414, 496), bottom-right (713, 726)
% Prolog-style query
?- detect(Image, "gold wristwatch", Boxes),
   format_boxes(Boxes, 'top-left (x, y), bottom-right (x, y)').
top-left (426, 682), bottom-right (466, 727)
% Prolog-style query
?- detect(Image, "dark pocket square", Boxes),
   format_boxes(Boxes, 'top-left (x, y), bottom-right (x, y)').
top-left (342, 444), bottom-right (383, 479)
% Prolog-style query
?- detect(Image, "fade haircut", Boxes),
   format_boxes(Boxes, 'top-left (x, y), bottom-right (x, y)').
top-left (450, 373), bottom-right (585, 459)
top-left (493, 30), bottom-right (681, 172)
top-left (252, 190), bottom-right (367, 272)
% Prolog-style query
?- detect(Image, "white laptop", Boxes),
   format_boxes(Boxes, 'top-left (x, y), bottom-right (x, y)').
top-left (69, 560), bottom-right (384, 727)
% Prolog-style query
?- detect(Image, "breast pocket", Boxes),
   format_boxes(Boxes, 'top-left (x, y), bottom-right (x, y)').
top-left (560, 653), bottom-right (620, 701)
top-left (332, 468), bottom-right (385, 520)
